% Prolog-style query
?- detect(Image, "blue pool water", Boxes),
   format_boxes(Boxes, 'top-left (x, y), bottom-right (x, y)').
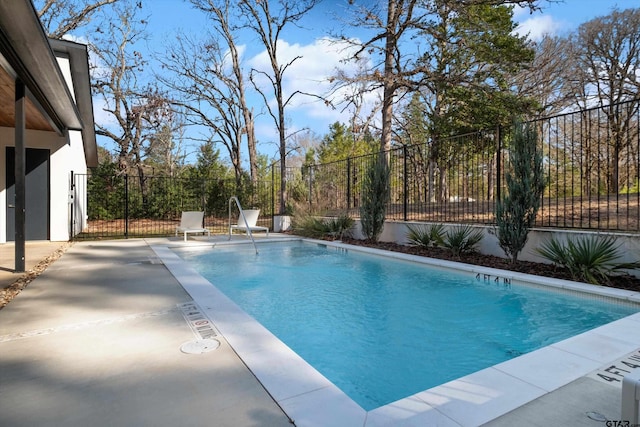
top-left (179, 241), bottom-right (639, 410)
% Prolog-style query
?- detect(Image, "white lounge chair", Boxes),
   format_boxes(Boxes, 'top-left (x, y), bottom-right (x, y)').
top-left (176, 211), bottom-right (210, 241)
top-left (230, 209), bottom-right (269, 237)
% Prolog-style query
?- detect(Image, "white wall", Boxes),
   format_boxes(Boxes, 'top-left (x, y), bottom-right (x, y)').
top-left (0, 129), bottom-right (87, 243)
top-left (54, 55), bottom-right (89, 240)
top-left (0, 52), bottom-right (89, 243)
top-left (50, 129), bottom-right (87, 241)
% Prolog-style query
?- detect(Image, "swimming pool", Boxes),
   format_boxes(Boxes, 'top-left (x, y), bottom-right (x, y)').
top-left (175, 240), bottom-right (639, 411)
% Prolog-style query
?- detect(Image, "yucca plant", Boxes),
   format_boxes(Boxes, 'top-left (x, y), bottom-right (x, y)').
top-left (536, 235), bottom-right (640, 284)
top-left (443, 225), bottom-right (484, 257)
top-left (406, 223), bottom-right (445, 248)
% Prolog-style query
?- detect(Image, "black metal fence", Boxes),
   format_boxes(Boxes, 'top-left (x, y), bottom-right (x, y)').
top-left (284, 99), bottom-right (640, 232)
top-left (72, 174), bottom-right (273, 239)
top-left (74, 99), bottom-right (640, 240)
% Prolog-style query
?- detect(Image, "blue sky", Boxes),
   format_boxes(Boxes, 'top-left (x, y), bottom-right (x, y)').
top-left (93, 0), bottom-right (640, 163)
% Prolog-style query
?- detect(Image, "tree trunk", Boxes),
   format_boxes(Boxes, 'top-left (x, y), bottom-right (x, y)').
top-left (279, 104), bottom-right (287, 214)
top-left (380, 0), bottom-right (397, 163)
top-left (245, 109), bottom-right (258, 185)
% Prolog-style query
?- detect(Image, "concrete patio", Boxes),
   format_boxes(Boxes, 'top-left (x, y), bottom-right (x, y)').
top-left (0, 241), bottom-right (67, 289)
top-left (0, 238), bottom-right (292, 427)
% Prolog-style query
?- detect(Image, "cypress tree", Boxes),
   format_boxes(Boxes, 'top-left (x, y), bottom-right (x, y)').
top-left (495, 122), bottom-right (545, 263)
top-left (360, 154), bottom-right (390, 242)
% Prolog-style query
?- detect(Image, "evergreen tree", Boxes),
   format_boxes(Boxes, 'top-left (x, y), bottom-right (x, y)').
top-left (495, 122), bottom-right (545, 263)
top-left (318, 122), bottom-right (375, 164)
top-left (360, 155), bottom-right (391, 242)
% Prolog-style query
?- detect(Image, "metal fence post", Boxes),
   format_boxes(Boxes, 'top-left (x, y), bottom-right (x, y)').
top-left (347, 158), bottom-right (351, 211)
top-left (496, 125), bottom-right (502, 203)
top-left (271, 164), bottom-right (275, 227)
top-left (403, 144), bottom-right (408, 221)
top-left (308, 165), bottom-right (313, 212)
top-left (124, 174), bottom-right (129, 238)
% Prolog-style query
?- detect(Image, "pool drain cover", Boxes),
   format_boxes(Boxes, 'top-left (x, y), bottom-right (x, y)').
top-left (180, 339), bottom-right (220, 354)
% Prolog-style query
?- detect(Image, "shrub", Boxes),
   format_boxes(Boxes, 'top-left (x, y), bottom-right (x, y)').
top-left (495, 122), bottom-right (545, 263)
top-left (291, 215), bottom-right (327, 238)
top-left (325, 215), bottom-right (355, 240)
top-left (406, 223), bottom-right (445, 248)
top-left (359, 155), bottom-right (390, 242)
top-left (292, 214), bottom-right (354, 240)
top-left (536, 235), bottom-right (640, 284)
top-left (443, 225), bottom-right (483, 257)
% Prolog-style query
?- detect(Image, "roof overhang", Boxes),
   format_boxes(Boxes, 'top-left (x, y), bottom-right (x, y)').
top-left (0, 1), bottom-right (83, 133)
top-left (49, 39), bottom-right (98, 168)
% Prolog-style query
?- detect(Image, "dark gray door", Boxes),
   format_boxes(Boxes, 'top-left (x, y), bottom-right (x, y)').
top-left (6, 147), bottom-right (50, 241)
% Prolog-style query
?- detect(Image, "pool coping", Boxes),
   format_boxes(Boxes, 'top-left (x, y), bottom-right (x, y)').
top-left (151, 238), bottom-right (640, 427)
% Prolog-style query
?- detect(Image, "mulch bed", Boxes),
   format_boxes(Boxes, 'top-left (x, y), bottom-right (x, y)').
top-left (340, 237), bottom-right (640, 292)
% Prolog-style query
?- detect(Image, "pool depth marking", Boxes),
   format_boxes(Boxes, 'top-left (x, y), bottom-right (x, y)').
top-left (178, 301), bottom-right (218, 340)
top-left (589, 348), bottom-right (640, 388)
top-left (476, 272), bottom-right (512, 286)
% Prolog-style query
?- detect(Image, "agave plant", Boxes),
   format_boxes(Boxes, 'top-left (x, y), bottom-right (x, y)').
top-left (443, 225), bottom-right (483, 257)
top-left (536, 235), bottom-right (640, 284)
top-left (291, 214), bottom-right (354, 240)
top-left (324, 215), bottom-right (355, 240)
top-left (406, 223), bottom-right (445, 248)
top-left (291, 215), bottom-right (329, 238)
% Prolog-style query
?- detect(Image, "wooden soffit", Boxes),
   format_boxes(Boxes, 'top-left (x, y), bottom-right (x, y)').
top-left (0, 65), bottom-right (56, 131)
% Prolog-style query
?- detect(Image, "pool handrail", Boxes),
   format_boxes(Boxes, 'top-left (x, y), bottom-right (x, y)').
top-left (228, 196), bottom-right (259, 254)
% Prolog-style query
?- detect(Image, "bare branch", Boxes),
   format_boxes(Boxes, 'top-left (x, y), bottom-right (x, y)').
top-left (35, 0), bottom-right (120, 39)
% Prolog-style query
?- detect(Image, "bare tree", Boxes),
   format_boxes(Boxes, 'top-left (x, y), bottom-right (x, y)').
top-left (92, 1), bottom-right (172, 199)
top-left (238, 0), bottom-right (322, 214)
top-left (511, 35), bottom-right (574, 118)
top-left (157, 32), bottom-right (247, 188)
top-left (570, 8), bottom-right (640, 193)
top-left (573, 8), bottom-right (640, 106)
top-left (35, 0), bottom-right (120, 39)
top-left (183, 0), bottom-right (259, 186)
top-left (144, 113), bottom-right (188, 177)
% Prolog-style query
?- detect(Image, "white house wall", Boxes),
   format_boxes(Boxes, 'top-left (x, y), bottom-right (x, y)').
top-left (54, 54), bottom-right (89, 239)
top-left (50, 129), bottom-right (88, 241)
top-left (0, 127), bottom-right (87, 243)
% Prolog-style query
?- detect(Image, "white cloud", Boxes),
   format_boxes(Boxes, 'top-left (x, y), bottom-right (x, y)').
top-left (511, 4), bottom-right (530, 20)
top-left (515, 15), bottom-right (564, 41)
top-left (247, 37), bottom-right (380, 140)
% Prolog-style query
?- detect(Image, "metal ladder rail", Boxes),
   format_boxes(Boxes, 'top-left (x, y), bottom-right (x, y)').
top-left (228, 196), bottom-right (259, 254)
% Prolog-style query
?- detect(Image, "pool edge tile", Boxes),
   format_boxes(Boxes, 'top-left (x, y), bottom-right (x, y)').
top-left (279, 384), bottom-right (367, 427)
top-left (413, 367), bottom-right (547, 427)
top-left (365, 396), bottom-right (461, 427)
top-left (492, 345), bottom-right (602, 392)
